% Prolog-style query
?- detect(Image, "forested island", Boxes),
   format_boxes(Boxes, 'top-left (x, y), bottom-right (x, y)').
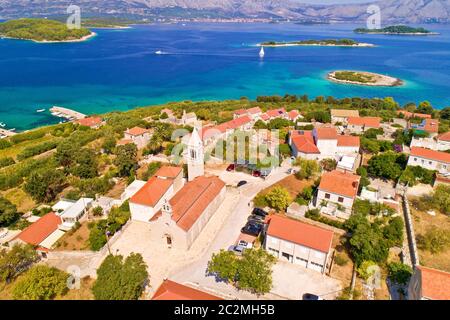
top-left (260, 39), bottom-right (374, 47)
top-left (327, 71), bottom-right (403, 87)
top-left (354, 25), bottom-right (437, 35)
top-left (81, 18), bottom-right (146, 29)
top-left (0, 18), bottom-right (95, 43)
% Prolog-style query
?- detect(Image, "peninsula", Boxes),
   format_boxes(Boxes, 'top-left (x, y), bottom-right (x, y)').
top-left (260, 39), bottom-right (374, 47)
top-left (327, 71), bottom-right (403, 87)
top-left (0, 18), bottom-right (95, 43)
top-left (354, 25), bottom-right (438, 35)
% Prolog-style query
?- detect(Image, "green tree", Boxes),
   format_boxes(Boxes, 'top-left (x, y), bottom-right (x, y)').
top-left (430, 185), bottom-right (450, 215)
top-left (0, 244), bottom-right (38, 282)
top-left (387, 262), bottom-right (412, 285)
top-left (417, 101), bottom-right (433, 115)
top-left (72, 148), bottom-right (98, 178)
top-left (440, 107), bottom-right (450, 120)
top-left (114, 144), bottom-right (138, 177)
top-left (12, 265), bottom-right (69, 300)
top-left (294, 158), bottom-right (320, 180)
top-left (92, 253), bottom-right (148, 300)
top-left (0, 196), bottom-right (19, 227)
top-left (320, 158), bottom-right (337, 171)
top-left (349, 222), bottom-right (389, 265)
top-left (102, 136), bottom-right (116, 154)
top-left (382, 217), bottom-right (404, 247)
top-left (237, 249), bottom-right (276, 295)
top-left (24, 168), bottom-right (66, 203)
top-left (207, 250), bottom-right (239, 282)
top-left (264, 186), bottom-right (292, 211)
top-left (367, 152), bottom-right (407, 180)
top-left (417, 226), bottom-right (450, 254)
top-left (55, 140), bottom-right (80, 167)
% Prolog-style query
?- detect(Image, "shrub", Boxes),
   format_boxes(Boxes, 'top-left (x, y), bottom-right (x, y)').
top-left (0, 157), bottom-right (15, 168)
top-left (417, 226), bottom-right (450, 254)
top-left (387, 262), bottom-right (412, 285)
top-left (334, 254), bottom-right (348, 266)
top-left (264, 186), bottom-right (292, 211)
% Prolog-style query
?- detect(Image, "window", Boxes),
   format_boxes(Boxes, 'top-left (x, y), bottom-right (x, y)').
top-left (414, 158), bottom-right (417, 161)
top-left (325, 193), bottom-right (331, 199)
top-left (429, 161), bottom-right (432, 165)
top-left (338, 197), bottom-right (344, 203)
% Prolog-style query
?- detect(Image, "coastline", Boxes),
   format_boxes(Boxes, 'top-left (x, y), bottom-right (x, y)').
top-left (327, 71), bottom-right (403, 87)
top-left (1, 32), bottom-right (97, 43)
top-left (355, 32), bottom-right (439, 36)
top-left (259, 42), bottom-right (375, 47)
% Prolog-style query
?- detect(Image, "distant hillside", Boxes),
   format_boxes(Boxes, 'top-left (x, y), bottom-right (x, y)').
top-left (0, 0), bottom-right (449, 24)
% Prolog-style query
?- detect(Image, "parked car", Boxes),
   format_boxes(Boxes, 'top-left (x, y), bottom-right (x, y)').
top-left (228, 244), bottom-right (245, 255)
top-left (252, 170), bottom-right (261, 177)
top-left (248, 214), bottom-right (264, 222)
top-left (252, 207), bottom-right (268, 217)
top-left (238, 240), bottom-right (253, 249)
top-left (237, 180), bottom-right (247, 187)
top-left (226, 164), bottom-right (235, 172)
top-left (302, 293), bottom-right (322, 300)
top-left (241, 223), bottom-right (262, 236)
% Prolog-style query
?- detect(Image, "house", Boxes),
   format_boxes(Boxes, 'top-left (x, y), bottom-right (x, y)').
top-left (289, 127), bottom-right (360, 160)
top-left (410, 136), bottom-right (439, 150)
top-left (200, 115), bottom-right (253, 146)
top-left (396, 110), bottom-right (431, 119)
top-left (12, 212), bottom-right (64, 256)
top-left (152, 280), bottom-right (223, 300)
top-left (347, 117), bottom-right (381, 133)
top-left (331, 109), bottom-right (359, 124)
top-left (437, 132), bottom-right (450, 151)
top-left (265, 108), bottom-right (287, 121)
top-left (58, 198), bottom-right (93, 231)
top-left (408, 266), bottom-right (450, 300)
top-left (130, 166), bottom-right (184, 222)
top-left (121, 126), bottom-right (152, 149)
top-left (407, 147), bottom-right (450, 174)
top-left (178, 110), bottom-right (198, 126)
top-left (410, 119), bottom-right (439, 136)
top-left (287, 110), bottom-right (302, 123)
top-left (314, 170), bottom-right (360, 219)
top-left (75, 116), bottom-right (104, 129)
top-left (264, 215), bottom-right (333, 273)
top-left (337, 155), bottom-right (358, 173)
top-left (120, 180), bottom-right (146, 202)
top-left (161, 108), bottom-right (174, 118)
top-left (233, 107), bottom-right (262, 120)
top-left (149, 175), bottom-right (226, 250)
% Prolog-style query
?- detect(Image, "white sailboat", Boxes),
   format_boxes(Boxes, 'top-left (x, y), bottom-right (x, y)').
top-left (259, 46), bottom-right (265, 58)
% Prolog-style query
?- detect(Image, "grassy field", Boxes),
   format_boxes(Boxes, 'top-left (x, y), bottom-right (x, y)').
top-left (0, 134), bottom-right (56, 160)
top-left (54, 221), bottom-right (90, 251)
top-left (1, 187), bottom-right (36, 213)
top-left (256, 175), bottom-right (314, 200)
top-left (409, 198), bottom-right (450, 272)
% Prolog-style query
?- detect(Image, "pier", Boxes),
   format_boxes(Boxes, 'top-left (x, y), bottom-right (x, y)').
top-left (50, 106), bottom-right (86, 121)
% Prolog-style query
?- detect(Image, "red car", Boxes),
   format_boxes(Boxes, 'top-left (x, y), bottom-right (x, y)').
top-left (252, 171), bottom-right (261, 177)
top-left (226, 164), bottom-right (235, 172)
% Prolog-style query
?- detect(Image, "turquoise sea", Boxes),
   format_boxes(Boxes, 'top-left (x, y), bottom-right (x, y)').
top-left (0, 22), bottom-right (450, 131)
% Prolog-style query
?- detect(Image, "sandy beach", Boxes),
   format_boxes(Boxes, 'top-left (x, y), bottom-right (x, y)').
top-left (327, 70), bottom-right (403, 87)
top-left (32, 32), bottom-right (97, 43)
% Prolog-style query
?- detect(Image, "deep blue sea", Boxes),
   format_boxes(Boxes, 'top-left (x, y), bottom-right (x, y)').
top-left (1, 22), bottom-right (450, 131)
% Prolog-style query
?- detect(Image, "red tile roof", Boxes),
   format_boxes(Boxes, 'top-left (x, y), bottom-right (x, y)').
top-left (152, 280), bottom-right (223, 300)
top-left (331, 109), bottom-right (359, 118)
top-left (201, 115), bottom-right (253, 141)
top-left (126, 126), bottom-right (149, 136)
top-left (337, 135), bottom-right (360, 147)
top-left (422, 119), bottom-right (439, 133)
top-left (76, 116), bottom-right (103, 128)
top-left (116, 138), bottom-right (133, 146)
top-left (168, 176), bottom-right (225, 231)
top-left (130, 176), bottom-right (173, 207)
top-left (267, 215), bottom-right (333, 253)
top-left (347, 117), bottom-right (381, 128)
top-left (266, 108), bottom-right (286, 119)
top-left (155, 166), bottom-right (183, 179)
top-left (247, 107), bottom-right (262, 115)
top-left (397, 110), bottom-right (431, 119)
top-left (417, 266), bottom-right (450, 300)
top-left (315, 127), bottom-right (338, 140)
top-left (291, 131), bottom-right (320, 154)
top-left (438, 132), bottom-right (450, 142)
top-left (319, 170), bottom-right (360, 198)
top-left (15, 213), bottom-right (61, 246)
top-left (410, 147), bottom-right (450, 164)
top-left (288, 110), bottom-right (300, 120)
top-left (260, 113), bottom-right (270, 121)
top-left (233, 109), bottom-right (247, 116)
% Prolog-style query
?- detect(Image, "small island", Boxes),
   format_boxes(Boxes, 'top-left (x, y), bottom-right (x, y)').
top-left (0, 18), bottom-right (95, 43)
top-left (81, 18), bottom-right (146, 29)
top-left (354, 25), bottom-right (438, 36)
top-left (259, 39), bottom-right (374, 47)
top-left (327, 71), bottom-right (403, 87)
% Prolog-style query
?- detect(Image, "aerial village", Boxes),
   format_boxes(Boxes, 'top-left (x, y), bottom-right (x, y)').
top-left (0, 99), bottom-right (449, 300)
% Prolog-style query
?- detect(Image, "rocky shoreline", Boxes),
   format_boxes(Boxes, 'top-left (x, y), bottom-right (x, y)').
top-left (327, 71), bottom-right (403, 87)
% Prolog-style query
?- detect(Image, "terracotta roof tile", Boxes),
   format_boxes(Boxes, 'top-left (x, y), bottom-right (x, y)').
top-left (76, 116), bottom-right (103, 128)
top-left (417, 266), bottom-right (450, 300)
top-left (169, 176), bottom-right (225, 231)
top-left (347, 117), bottom-right (381, 128)
top-left (126, 126), bottom-right (150, 136)
top-left (247, 107), bottom-right (262, 115)
top-left (337, 135), bottom-right (360, 147)
top-left (331, 109), bottom-right (359, 118)
top-left (130, 176), bottom-right (173, 207)
top-left (291, 131), bottom-right (320, 154)
top-left (315, 127), bottom-right (338, 140)
top-left (267, 215), bottom-right (333, 253)
top-left (116, 138), bottom-right (133, 146)
top-left (152, 280), bottom-right (223, 300)
top-left (438, 132), bottom-right (450, 142)
top-left (266, 108), bottom-right (286, 119)
top-left (155, 166), bottom-right (183, 179)
top-left (233, 109), bottom-right (247, 115)
top-left (319, 170), bottom-right (360, 198)
top-left (15, 213), bottom-right (61, 246)
top-left (288, 110), bottom-right (300, 120)
top-left (410, 147), bottom-right (450, 164)
top-left (423, 119), bottom-right (439, 133)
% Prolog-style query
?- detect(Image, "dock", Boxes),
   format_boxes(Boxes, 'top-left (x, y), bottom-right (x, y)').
top-left (0, 128), bottom-right (17, 138)
top-left (49, 106), bottom-right (86, 121)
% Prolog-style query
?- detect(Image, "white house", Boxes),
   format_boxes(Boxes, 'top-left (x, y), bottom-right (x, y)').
top-left (314, 170), bottom-right (360, 219)
top-left (129, 166), bottom-right (184, 222)
top-left (122, 126), bottom-right (152, 149)
top-left (347, 117), bottom-right (381, 133)
top-left (437, 132), bottom-right (450, 151)
top-left (264, 215), bottom-right (334, 274)
top-left (58, 198), bottom-right (93, 230)
top-left (233, 107), bottom-right (262, 120)
top-left (408, 266), bottom-right (450, 300)
top-left (408, 147), bottom-right (450, 174)
top-left (331, 109), bottom-right (359, 124)
top-left (120, 179), bottom-right (147, 202)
